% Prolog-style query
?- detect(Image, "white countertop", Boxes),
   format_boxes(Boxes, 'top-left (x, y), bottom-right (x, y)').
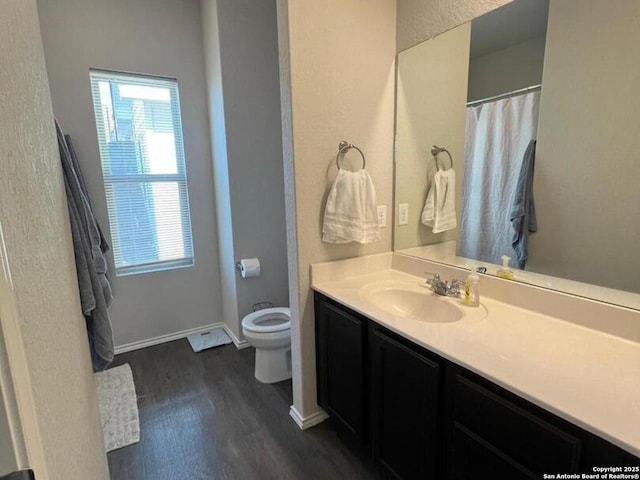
top-left (311, 264), bottom-right (640, 457)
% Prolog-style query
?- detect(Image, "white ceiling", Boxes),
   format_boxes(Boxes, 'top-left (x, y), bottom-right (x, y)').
top-left (470, 0), bottom-right (550, 59)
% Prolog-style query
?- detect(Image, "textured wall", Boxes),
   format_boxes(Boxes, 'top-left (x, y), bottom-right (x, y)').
top-left (397, 0), bottom-right (510, 52)
top-left (530, 0), bottom-right (640, 291)
top-left (279, 0), bottom-right (396, 418)
top-left (394, 23), bottom-right (470, 251)
top-left (37, 0), bottom-right (224, 347)
top-left (0, 0), bottom-right (109, 478)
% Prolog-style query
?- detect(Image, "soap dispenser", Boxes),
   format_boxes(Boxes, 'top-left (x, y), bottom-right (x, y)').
top-left (464, 271), bottom-right (480, 307)
top-left (497, 255), bottom-right (515, 280)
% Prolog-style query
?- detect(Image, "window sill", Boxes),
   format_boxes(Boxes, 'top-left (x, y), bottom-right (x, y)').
top-left (116, 258), bottom-right (194, 277)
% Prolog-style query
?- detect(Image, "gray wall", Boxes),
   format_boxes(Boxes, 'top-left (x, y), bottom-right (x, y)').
top-left (531, 0), bottom-right (640, 291)
top-left (202, 0), bottom-right (289, 341)
top-left (468, 35), bottom-right (546, 102)
top-left (37, 0), bottom-right (224, 347)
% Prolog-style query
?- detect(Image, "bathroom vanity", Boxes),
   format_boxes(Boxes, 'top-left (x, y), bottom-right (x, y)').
top-left (311, 253), bottom-right (640, 480)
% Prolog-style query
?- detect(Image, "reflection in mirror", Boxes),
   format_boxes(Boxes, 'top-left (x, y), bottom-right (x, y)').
top-left (394, 0), bottom-right (640, 310)
top-left (460, 0), bottom-right (547, 271)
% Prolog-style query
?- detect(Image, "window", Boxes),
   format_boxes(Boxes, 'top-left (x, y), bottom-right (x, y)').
top-left (90, 70), bottom-right (194, 275)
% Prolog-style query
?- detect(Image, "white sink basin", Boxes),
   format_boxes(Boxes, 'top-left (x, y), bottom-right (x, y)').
top-left (359, 281), bottom-right (487, 323)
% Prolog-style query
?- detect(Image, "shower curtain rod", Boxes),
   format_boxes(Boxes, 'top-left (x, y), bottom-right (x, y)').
top-left (466, 84), bottom-right (542, 107)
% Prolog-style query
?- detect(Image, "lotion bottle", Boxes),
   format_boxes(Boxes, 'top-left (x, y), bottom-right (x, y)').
top-left (464, 271), bottom-right (480, 307)
top-left (497, 255), bottom-right (515, 280)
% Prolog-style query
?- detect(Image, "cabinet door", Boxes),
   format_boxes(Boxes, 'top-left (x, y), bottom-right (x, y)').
top-left (370, 328), bottom-right (441, 480)
top-left (315, 297), bottom-right (367, 444)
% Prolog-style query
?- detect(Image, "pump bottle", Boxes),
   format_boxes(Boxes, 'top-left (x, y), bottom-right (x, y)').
top-left (464, 271), bottom-right (480, 307)
top-left (497, 255), bottom-right (514, 280)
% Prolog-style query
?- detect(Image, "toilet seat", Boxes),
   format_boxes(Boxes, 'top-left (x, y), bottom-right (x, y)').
top-left (241, 307), bottom-right (291, 333)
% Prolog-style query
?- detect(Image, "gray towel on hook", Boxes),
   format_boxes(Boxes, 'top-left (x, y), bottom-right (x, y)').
top-left (56, 120), bottom-right (114, 371)
top-left (510, 139), bottom-right (538, 269)
top-left (65, 133), bottom-right (111, 260)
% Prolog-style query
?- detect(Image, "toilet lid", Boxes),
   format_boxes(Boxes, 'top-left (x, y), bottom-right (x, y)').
top-left (242, 307), bottom-right (291, 333)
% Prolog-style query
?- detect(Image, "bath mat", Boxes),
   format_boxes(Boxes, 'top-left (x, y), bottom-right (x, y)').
top-left (95, 363), bottom-right (140, 452)
top-left (187, 328), bottom-right (232, 352)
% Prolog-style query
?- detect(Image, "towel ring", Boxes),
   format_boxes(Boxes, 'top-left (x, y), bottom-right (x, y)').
top-left (336, 141), bottom-right (366, 171)
top-left (431, 145), bottom-right (453, 171)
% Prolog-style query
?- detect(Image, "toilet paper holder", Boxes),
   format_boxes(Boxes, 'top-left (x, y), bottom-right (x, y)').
top-left (235, 258), bottom-right (261, 278)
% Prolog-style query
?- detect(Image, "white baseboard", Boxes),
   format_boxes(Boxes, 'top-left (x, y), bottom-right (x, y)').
top-left (220, 323), bottom-right (250, 350)
top-left (115, 322), bottom-right (228, 355)
top-left (289, 405), bottom-right (329, 430)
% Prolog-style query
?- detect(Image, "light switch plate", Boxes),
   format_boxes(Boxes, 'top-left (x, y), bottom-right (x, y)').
top-left (377, 205), bottom-right (387, 227)
top-left (398, 203), bottom-right (409, 226)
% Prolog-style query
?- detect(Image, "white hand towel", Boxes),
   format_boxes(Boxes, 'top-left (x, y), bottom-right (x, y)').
top-left (322, 169), bottom-right (381, 244)
top-left (421, 169), bottom-right (457, 233)
top-left (421, 183), bottom-right (436, 226)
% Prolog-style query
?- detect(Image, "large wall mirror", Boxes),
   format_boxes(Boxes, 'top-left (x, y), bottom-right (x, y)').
top-left (394, 0), bottom-right (640, 310)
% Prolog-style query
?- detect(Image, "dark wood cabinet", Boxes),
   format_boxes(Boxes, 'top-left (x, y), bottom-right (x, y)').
top-left (370, 327), bottom-right (442, 480)
top-left (313, 292), bottom-right (640, 478)
top-left (315, 296), bottom-right (368, 445)
top-left (579, 433), bottom-right (640, 473)
top-left (447, 369), bottom-right (582, 478)
top-left (449, 422), bottom-right (539, 480)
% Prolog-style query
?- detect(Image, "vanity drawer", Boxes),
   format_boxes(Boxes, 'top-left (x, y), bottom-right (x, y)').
top-left (450, 422), bottom-right (538, 480)
top-left (452, 373), bottom-right (581, 474)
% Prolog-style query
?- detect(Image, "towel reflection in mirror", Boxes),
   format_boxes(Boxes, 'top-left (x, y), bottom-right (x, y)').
top-left (421, 167), bottom-right (457, 234)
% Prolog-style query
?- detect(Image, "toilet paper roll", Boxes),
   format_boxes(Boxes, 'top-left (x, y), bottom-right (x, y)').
top-left (240, 258), bottom-right (261, 278)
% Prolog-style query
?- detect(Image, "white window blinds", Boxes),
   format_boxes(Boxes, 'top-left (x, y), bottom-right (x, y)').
top-left (90, 70), bottom-right (194, 275)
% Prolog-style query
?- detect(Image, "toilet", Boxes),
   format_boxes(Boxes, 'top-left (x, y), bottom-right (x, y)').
top-left (241, 307), bottom-right (292, 384)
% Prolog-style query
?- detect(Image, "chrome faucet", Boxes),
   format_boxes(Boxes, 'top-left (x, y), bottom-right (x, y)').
top-left (426, 273), bottom-right (465, 297)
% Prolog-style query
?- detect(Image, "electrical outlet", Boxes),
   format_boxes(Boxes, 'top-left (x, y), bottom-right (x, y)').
top-left (398, 203), bottom-right (409, 226)
top-left (377, 205), bottom-right (387, 228)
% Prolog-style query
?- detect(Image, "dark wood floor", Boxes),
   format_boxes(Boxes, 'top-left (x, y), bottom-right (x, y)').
top-left (108, 340), bottom-right (381, 480)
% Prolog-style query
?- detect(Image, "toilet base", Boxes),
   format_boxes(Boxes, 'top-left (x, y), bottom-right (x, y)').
top-left (255, 347), bottom-right (292, 384)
